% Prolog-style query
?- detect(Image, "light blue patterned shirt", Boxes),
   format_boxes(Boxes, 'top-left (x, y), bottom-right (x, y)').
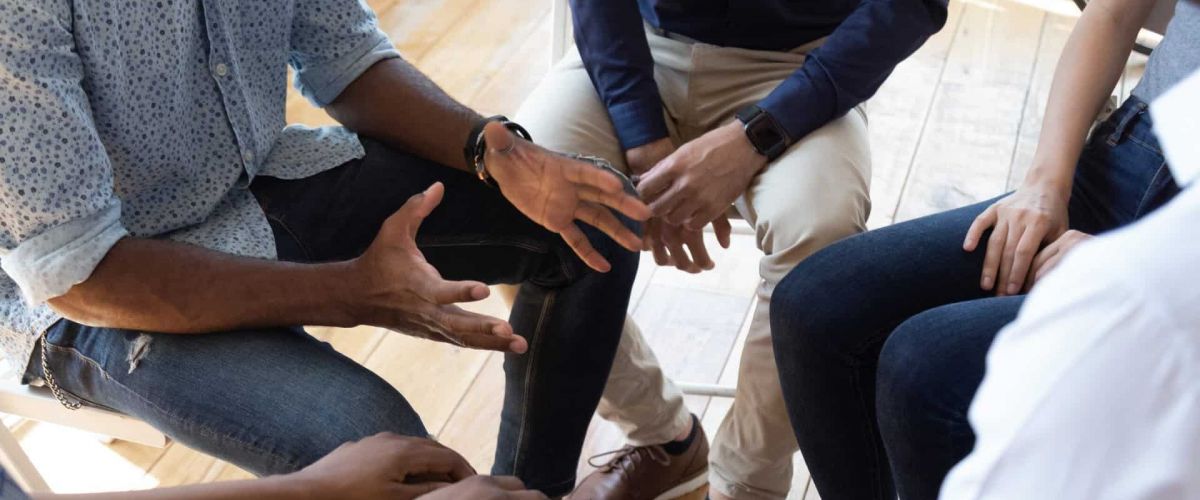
top-left (0, 0), bottom-right (399, 376)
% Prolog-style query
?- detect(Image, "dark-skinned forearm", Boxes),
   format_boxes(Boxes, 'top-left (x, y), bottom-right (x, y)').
top-left (47, 238), bottom-right (360, 334)
top-left (327, 57), bottom-right (481, 171)
top-left (34, 475), bottom-right (308, 500)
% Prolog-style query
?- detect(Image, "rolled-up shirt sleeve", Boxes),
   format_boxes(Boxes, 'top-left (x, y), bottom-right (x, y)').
top-left (0, 0), bottom-right (130, 305)
top-left (288, 0), bottom-right (401, 107)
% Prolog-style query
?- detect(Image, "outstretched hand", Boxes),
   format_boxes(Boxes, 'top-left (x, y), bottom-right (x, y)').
top-left (482, 122), bottom-right (651, 272)
top-left (352, 183), bottom-right (526, 353)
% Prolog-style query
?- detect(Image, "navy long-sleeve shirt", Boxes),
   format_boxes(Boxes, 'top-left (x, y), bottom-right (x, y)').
top-left (569, 0), bottom-right (949, 150)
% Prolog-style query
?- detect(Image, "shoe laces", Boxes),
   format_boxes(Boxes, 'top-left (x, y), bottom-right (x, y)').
top-left (587, 445), bottom-right (672, 475)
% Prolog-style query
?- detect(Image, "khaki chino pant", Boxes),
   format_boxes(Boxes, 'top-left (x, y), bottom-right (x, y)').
top-left (515, 28), bottom-right (872, 499)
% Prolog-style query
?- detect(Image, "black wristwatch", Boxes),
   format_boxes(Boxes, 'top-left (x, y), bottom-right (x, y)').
top-left (735, 105), bottom-right (790, 162)
top-left (464, 115), bottom-right (532, 186)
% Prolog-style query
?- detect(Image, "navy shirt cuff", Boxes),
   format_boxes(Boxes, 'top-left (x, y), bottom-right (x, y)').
top-left (757, 62), bottom-right (839, 144)
top-left (608, 99), bottom-right (670, 151)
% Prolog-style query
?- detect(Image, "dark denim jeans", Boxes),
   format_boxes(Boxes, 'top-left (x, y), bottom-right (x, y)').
top-left (24, 138), bottom-right (639, 497)
top-left (771, 97), bottom-right (1179, 500)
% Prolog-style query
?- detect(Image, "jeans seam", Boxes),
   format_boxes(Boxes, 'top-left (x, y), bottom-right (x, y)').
top-left (265, 213), bottom-right (312, 261)
top-left (44, 343), bottom-right (299, 471)
top-left (510, 290), bottom-right (556, 478)
top-left (1133, 162), bottom-right (1172, 218)
top-left (418, 239), bottom-right (546, 253)
top-left (1126, 135), bottom-right (1164, 156)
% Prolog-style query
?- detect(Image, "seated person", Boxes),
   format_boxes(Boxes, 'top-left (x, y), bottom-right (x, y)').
top-left (941, 69), bottom-right (1200, 500)
top-left (516, 0), bottom-right (947, 497)
top-left (0, 0), bottom-right (650, 497)
top-left (10, 433), bottom-right (546, 500)
top-left (769, 0), bottom-right (1199, 498)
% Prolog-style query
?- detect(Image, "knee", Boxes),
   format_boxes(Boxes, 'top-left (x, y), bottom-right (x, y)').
top-left (770, 246), bottom-right (863, 366)
top-left (756, 198), bottom-right (868, 283)
top-left (875, 311), bottom-right (959, 433)
top-left (276, 380), bottom-right (429, 472)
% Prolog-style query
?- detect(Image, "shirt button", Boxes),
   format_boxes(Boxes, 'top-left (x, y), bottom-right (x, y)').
top-left (214, 63), bottom-right (229, 77)
top-left (242, 150), bottom-right (254, 163)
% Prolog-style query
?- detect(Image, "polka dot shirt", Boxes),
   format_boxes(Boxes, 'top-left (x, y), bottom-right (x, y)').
top-left (0, 0), bottom-right (399, 377)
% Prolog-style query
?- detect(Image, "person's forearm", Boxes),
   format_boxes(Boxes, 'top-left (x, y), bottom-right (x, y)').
top-left (327, 57), bottom-right (480, 171)
top-left (47, 238), bottom-right (360, 334)
top-left (570, 0), bottom-right (669, 151)
top-left (1025, 0), bottom-right (1158, 193)
top-left (34, 475), bottom-right (308, 500)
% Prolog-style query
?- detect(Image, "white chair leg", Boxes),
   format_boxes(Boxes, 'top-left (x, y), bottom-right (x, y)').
top-left (550, 0), bottom-right (571, 64)
top-left (0, 421), bottom-right (49, 493)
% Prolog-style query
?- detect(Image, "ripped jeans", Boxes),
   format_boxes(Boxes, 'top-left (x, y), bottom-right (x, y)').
top-left (23, 138), bottom-right (639, 497)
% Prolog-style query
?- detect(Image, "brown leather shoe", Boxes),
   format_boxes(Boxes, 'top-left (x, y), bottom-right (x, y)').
top-left (569, 421), bottom-right (709, 500)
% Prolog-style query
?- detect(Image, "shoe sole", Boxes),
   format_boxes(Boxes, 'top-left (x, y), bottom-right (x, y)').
top-left (653, 471), bottom-right (709, 500)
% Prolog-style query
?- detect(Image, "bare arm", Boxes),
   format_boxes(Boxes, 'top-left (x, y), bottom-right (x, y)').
top-left (35, 475), bottom-right (308, 500)
top-left (961, 0), bottom-right (1159, 296)
top-left (326, 58), bottom-right (479, 171)
top-left (47, 238), bottom-right (358, 333)
top-left (1024, 0), bottom-right (1159, 192)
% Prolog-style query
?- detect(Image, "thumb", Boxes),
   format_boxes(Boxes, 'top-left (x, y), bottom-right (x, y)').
top-left (395, 182), bottom-right (445, 238)
top-left (483, 121), bottom-right (517, 155)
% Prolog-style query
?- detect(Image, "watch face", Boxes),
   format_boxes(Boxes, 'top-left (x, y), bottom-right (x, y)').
top-left (748, 117), bottom-right (785, 152)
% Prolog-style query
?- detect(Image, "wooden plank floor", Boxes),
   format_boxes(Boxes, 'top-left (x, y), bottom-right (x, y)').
top-left (7, 0), bottom-right (1149, 497)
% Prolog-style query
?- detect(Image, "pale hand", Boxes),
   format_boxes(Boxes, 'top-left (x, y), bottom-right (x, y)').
top-left (418, 476), bottom-right (548, 500)
top-left (483, 122), bottom-right (651, 273)
top-left (963, 183), bottom-right (1070, 296)
top-left (1027, 229), bottom-right (1092, 290)
top-left (627, 138), bottom-right (731, 273)
top-left (290, 432), bottom-right (474, 500)
top-left (636, 121), bottom-right (767, 231)
top-left (350, 183), bottom-right (527, 353)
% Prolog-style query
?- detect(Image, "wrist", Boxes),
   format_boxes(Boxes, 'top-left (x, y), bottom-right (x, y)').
top-left (312, 260), bottom-right (370, 328)
top-left (722, 121), bottom-right (769, 173)
top-left (1020, 165), bottom-right (1073, 198)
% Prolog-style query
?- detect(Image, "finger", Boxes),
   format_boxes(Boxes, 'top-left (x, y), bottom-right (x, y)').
top-left (1028, 246), bottom-right (1057, 287)
top-left (396, 182), bottom-right (447, 239)
top-left (562, 155), bottom-right (625, 194)
top-left (559, 224), bottom-right (612, 272)
top-left (1005, 224), bottom-right (1044, 295)
top-left (712, 214), bottom-right (732, 249)
top-left (580, 187), bottom-right (652, 223)
top-left (1034, 252), bottom-right (1065, 284)
top-left (395, 482), bottom-right (451, 497)
top-left (660, 226), bottom-right (698, 273)
top-left (635, 167), bottom-right (674, 203)
top-left (428, 278), bottom-right (491, 304)
top-left (686, 205), bottom-right (727, 233)
top-left (648, 224), bottom-right (673, 266)
top-left (980, 221), bottom-right (1007, 291)
top-left (995, 223), bottom-right (1023, 296)
top-left (437, 306), bottom-right (524, 353)
top-left (576, 204), bottom-right (641, 252)
top-left (963, 206), bottom-right (997, 252)
top-left (485, 476), bottom-right (529, 491)
top-left (683, 230), bottom-right (715, 271)
top-left (657, 195), bottom-right (700, 226)
top-left (483, 121), bottom-right (518, 156)
top-left (510, 491), bottom-right (551, 500)
top-left (395, 446), bottom-right (475, 482)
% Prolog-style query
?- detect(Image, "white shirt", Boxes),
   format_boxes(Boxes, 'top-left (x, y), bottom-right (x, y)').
top-left (940, 69), bottom-right (1200, 499)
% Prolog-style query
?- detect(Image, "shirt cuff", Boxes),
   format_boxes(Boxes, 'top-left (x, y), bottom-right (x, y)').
top-left (295, 33), bottom-right (401, 107)
top-left (757, 61), bottom-right (839, 144)
top-left (607, 99), bottom-right (670, 151)
top-left (1, 202), bottom-right (129, 305)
